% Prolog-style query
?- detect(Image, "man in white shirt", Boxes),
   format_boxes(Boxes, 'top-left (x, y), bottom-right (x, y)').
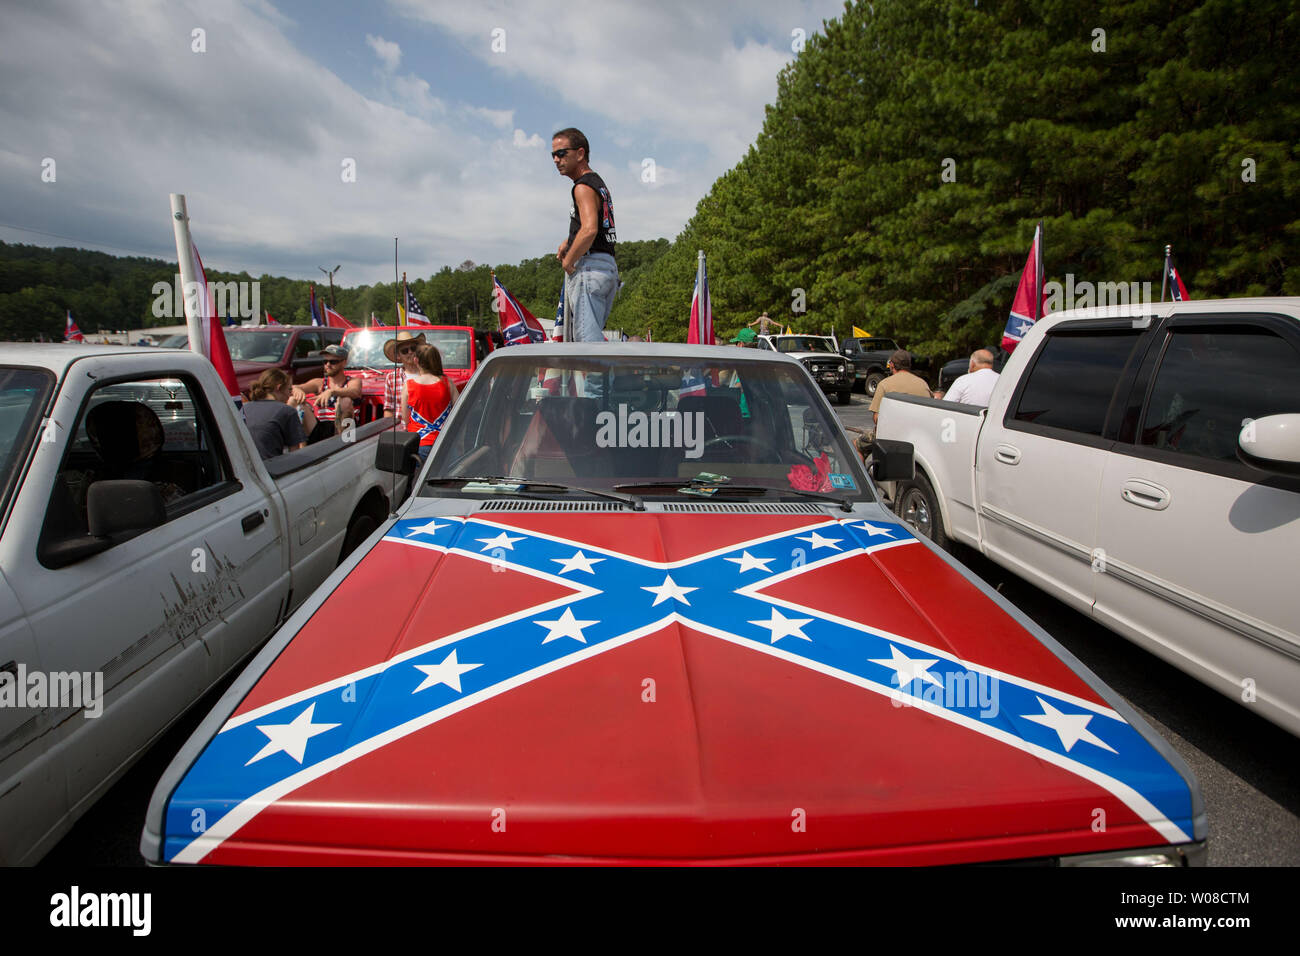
top-left (944, 349), bottom-right (999, 406)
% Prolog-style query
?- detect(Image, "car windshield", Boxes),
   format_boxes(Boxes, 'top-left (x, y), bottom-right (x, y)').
top-left (426, 353), bottom-right (870, 501)
top-left (223, 330), bottom-right (291, 363)
top-left (0, 367), bottom-right (55, 523)
top-left (157, 333), bottom-right (190, 349)
top-left (774, 337), bottom-right (835, 354)
top-left (343, 328), bottom-right (473, 371)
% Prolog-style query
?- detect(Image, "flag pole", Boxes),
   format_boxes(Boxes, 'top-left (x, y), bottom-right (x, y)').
top-left (1035, 220), bottom-right (1044, 323)
top-left (169, 194), bottom-right (204, 353)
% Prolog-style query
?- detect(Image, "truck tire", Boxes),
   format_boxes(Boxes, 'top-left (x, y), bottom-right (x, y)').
top-left (837, 388), bottom-right (853, 406)
top-left (339, 512), bottom-right (379, 565)
top-left (865, 370), bottom-right (886, 397)
top-left (895, 473), bottom-right (949, 550)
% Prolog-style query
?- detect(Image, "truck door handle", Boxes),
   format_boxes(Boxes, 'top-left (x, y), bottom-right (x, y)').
top-left (241, 511), bottom-right (265, 533)
top-left (1120, 479), bottom-right (1171, 511)
top-left (994, 444), bottom-right (1021, 465)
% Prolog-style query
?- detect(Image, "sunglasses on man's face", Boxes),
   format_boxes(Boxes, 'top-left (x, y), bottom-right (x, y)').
top-left (323, 358), bottom-right (343, 364)
top-left (397, 345), bottom-right (418, 356)
top-left (551, 148), bottom-right (575, 159)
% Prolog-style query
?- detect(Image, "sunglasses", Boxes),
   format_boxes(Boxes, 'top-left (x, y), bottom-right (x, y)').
top-left (323, 358), bottom-right (343, 364)
top-left (397, 345), bottom-right (419, 355)
top-left (551, 148), bottom-right (575, 159)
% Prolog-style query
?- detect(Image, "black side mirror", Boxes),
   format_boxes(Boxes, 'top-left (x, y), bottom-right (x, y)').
top-left (866, 439), bottom-right (914, 482)
top-left (376, 429), bottom-right (421, 475)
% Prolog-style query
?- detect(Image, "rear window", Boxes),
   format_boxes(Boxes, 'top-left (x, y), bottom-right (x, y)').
top-left (1011, 330), bottom-right (1142, 437)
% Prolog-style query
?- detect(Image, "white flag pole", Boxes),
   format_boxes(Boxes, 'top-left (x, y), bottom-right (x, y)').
top-left (169, 194), bottom-right (204, 354)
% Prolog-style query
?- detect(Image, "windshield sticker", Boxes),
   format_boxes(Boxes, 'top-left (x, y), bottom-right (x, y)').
top-left (462, 481), bottom-right (524, 493)
top-left (828, 473), bottom-right (857, 490)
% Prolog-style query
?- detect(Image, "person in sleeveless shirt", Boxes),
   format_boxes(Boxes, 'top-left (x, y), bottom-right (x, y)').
top-left (552, 127), bottom-right (618, 343)
top-left (403, 343), bottom-right (458, 462)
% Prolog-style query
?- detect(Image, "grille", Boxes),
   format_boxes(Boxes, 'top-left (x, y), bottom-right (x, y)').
top-left (477, 500), bottom-right (623, 512)
top-left (660, 502), bottom-right (824, 514)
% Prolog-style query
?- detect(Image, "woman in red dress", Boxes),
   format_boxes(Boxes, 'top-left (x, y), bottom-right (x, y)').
top-left (402, 344), bottom-right (458, 461)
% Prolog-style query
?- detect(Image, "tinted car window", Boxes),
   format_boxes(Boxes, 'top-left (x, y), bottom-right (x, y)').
top-left (1012, 330), bottom-right (1142, 436)
top-left (39, 376), bottom-right (233, 566)
top-left (1140, 326), bottom-right (1300, 462)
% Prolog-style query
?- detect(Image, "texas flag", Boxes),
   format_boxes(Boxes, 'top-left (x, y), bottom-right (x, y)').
top-left (190, 245), bottom-right (242, 406)
top-left (64, 310), bottom-right (83, 342)
top-left (324, 305), bottom-right (356, 329)
top-left (494, 275), bottom-right (546, 346)
top-left (1001, 221), bottom-right (1047, 354)
top-left (1163, 246), bottom-right (1190, 301)
top-left (687, 250), bottom-right (714, 345)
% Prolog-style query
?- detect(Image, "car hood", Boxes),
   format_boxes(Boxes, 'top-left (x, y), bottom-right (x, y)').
top-left (155, 509), bottom-right (1198, 864)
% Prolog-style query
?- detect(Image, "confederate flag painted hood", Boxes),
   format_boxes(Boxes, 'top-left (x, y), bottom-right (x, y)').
top-left (151, 507), bottom-right (1200, 865)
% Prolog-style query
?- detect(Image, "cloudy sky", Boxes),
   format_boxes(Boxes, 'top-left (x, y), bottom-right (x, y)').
top-left (0, 0), bottom-right (844, 287)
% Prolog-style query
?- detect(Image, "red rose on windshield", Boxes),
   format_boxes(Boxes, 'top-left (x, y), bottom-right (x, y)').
top-left (787, 454), bottom-right (833, 492)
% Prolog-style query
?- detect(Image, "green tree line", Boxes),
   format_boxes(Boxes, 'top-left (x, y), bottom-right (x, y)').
top-left (610, 0), bottom-right (1299, 357)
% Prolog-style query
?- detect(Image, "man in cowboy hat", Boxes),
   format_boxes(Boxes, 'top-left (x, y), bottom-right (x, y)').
top-left (381, 329), bottom-right (427, 422)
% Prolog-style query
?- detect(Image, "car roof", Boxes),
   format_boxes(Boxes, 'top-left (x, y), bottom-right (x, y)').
top-left (0, 342), bottom-right (149, 375)
top-left (479, 342), bottom-right (804, 367)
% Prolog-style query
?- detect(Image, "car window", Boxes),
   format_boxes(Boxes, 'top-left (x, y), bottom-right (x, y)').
top-left (428, 355), bottom-right (869, 499)
top-left (295, 332), bottom-right (323, 358)
top-left (0, 367), bottom-right (55, 530)
top-left (38, 376), bottom-right (234, 567)
top-left (324, 329), bottom-right (345, 346)
top-left (1011, 330), bottom-right (1143, 437)
top-left (1139, 326), bottom-right (1300, 462)
top-left (224, 330), bottom-right (291, 363)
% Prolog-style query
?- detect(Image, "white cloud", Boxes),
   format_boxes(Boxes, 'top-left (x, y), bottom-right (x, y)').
top-left (466, 106), bottom-right (514, 129)
top-left (512, 129), bottom-right (543, 149)
top-left (365, 33), bottom-right (402, 72)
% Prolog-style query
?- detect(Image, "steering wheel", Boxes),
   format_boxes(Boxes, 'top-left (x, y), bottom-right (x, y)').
top-left (702, 434), bottom-right (784, 460)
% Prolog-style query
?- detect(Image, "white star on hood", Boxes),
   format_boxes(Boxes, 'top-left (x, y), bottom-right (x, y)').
top-left (553, 550), bottom-right (604, 574)
top-left (405, 520), bottom-right (446, 537)
top-left (870, 644), bottom-right (944, 689)
top-left (476, 531), bottom-right (524, 551)
top-left (246, 703), bottom-right (340, 766)
top-left (796, 531), bottom-right (843, 550)
top-left (750, 607), bottom-right (814, 643)
top-left (413, 649), bottom-right (483, 694)
top-left (535, 606), bottom-right (599, 644)
top-left (1021, 697), bottom-right (1118, 754)
top-left (642, 574), bottom-right (697, 606)
top-left (725, 551), bottom-right (775, 573)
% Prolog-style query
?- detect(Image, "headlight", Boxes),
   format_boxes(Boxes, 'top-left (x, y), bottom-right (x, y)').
top-left (1059, 842), bottom-right (1206, 867)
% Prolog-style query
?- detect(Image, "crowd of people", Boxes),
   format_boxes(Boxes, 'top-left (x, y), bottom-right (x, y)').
top-left (242, 331), bottom-right (458, 462)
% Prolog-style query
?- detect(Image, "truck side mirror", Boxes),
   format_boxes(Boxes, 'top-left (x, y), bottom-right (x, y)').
top-left (376, 429), bottom-right (421, 476)
top-left (1238, 414), bottom-right (1300, 475)
top-left (867, 439), bottom-right (914, 482)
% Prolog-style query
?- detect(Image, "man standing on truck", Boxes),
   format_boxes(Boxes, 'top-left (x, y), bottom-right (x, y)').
top-left (869, 350), bottom-right (931, 429)
top-left (553, 127), bottom-right (618, 343)
top-left (943, 349), bottom-right (999, 407)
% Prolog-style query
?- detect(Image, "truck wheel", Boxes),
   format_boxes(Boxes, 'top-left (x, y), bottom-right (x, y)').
top-left (339, 512), bottom-right (379, 565)
top-left (895, 474), bottom-right (949, 550)
top-left (865, 371), bottom-right (885, 397)
top-left (837, 388), bottom-right (852, 406)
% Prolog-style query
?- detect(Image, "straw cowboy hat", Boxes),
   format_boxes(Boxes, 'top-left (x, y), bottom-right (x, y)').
top-left (383, 329), bottom-right (427, 362)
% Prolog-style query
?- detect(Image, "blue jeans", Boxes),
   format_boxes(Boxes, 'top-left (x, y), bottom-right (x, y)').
top-left (565, 253), bottom-right (619, 343)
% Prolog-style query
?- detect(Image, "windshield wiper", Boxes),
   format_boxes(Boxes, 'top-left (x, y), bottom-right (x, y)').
top-left (614, 478), bottom-right (853, 512)
top-left (427, 475), bottom-right (643, 511)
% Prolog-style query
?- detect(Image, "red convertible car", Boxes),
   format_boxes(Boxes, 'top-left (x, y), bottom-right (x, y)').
top-left (141, 344), bottom-right (1204, 865)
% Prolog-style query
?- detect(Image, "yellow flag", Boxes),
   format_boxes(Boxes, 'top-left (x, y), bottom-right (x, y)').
top-left (852, 325), bottom-right (870, 337)
top-left (784, 325), bottom-right (793, 335)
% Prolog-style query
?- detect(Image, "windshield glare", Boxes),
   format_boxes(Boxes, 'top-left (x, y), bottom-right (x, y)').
top-left (344, 329), bottom-right (472, 370)
top-left (774, 337), bottom-right (835, 353)
top-left (223, 330), bottom-right (291, 363)
top-left (426, 355), bottom-right (868, 500)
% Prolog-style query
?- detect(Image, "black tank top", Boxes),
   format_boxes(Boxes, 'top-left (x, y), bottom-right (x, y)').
top-left (567, 172), bottom-right (616, 257)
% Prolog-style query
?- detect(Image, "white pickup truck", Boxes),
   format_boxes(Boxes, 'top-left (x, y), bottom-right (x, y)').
top-left (0, 344), bottom-right (413, 863)
top-left (876, 297), bottom-right (1300, 736)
